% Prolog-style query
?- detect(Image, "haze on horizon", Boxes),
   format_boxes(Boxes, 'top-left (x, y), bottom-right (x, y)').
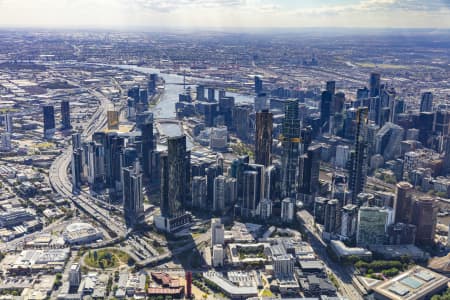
top-left (0, 0), bottom-right (449, 30)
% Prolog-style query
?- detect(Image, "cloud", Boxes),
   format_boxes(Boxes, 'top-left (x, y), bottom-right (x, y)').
top-left (128, 0), bottom-right (246, 13)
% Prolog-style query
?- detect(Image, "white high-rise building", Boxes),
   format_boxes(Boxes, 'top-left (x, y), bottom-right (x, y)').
top-left (69, 263), bottom-right (81, 287)
top-left (211, 218), bottom-right (224, 246)
top-left (281, 198), bottom-right (294, 223)
top-left (258, 198), bottom-right (272, 219)
top-left (1, 133), bottom-right (11, 151)
top-left (212, 245), bottom-right (224, 267)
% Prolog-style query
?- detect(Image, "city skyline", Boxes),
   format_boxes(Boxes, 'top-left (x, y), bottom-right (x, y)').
top-left (0, 0), bottom-right (450, 29)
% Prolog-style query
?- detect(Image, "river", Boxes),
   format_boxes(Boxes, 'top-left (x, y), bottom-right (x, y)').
top-left (117, 65), bottom-right (254, 119)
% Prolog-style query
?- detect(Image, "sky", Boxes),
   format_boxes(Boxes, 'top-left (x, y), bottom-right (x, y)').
top-left (0, 0), bottom-right (449, 29)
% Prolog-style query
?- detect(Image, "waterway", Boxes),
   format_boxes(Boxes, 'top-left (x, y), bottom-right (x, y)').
top-left (117, 65), bottom-right (253, 119)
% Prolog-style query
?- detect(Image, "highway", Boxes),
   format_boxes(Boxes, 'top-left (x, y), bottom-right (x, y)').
top-left (297, 210), bottom-right (363, 300)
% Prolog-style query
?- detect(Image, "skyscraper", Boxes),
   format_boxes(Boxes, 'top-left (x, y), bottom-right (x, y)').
top-left (369, 73), bottom-right (381, 98)
top-left (61, 100), bottom-right (71, 130)
top-left (255, 110), bottom-right (273, 167)
top-left (420, 92), bottom-right (433, 112)
top-left (123, 161), bottom-right (144, 228)
top-left (137, 112), bottom-right (154, 178)
top-left (242, 171), bottom-right (258, 217)
top-left (254, 76), bottom-right (263, 94)
top-left (213, 176), bottom-right (236, 213)
top-left (192, 176), bottom-right (207, 208)
top-left (43, 105), bottom-right (55, 138)
top-left (196, 85), bottom-right (205, 101)
top-left (280, 99), bottom-right (301, 198)
top-left (208, 88), bottom-right (215, 102)
top-left (232, 104), bottom-right (252, 141)
top-left (157, 135), bottom-right (191, 232)
top-left (320, 91), bottom-right (333, 133)
top-left (298, 144), bottom-right (321, 196)
top-left (254, 92), bottom-right (268, 112)
top-left (4, 113), bottom-right (12, 133)
top-left (349, 107), bottom-right (369, 204)
top-left (326, 80), bottom-right (336, 95)
top-left (412, 196), bottom-right (437, 246)
top-left (104, 132), bottom-right (124, 189)
top-left (71, 149), bottom-right (83, 191)
top-left (394, 181), bottom-right (414, 224)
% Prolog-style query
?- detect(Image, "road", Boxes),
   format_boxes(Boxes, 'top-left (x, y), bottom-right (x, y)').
top-left (297, 210), bottom-right (363, 300)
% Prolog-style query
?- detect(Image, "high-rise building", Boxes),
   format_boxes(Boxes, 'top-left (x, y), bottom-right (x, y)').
top-left (69, 263), bottom-right (81, 288)
top-left (412, 196), bottom-right (437, 246)
top-left (349, 107), bottom-right (369, 204)
top-left (375, 122), bottom-right (404, 161)
top-left (104, 132), bottom-right (124, 189)
top-left (420, 92), bottom-right (433, 112)
top-left (255, 110), bottom-right (273, 167)
top-left (433, 110), bottom-right (450, 136)
top-left (137, 112), bottom-right (154, 178)
top-left (281, 198), bottom-right (295, 223)
top-left (324, 199), bottom-right (339, 234)
top-left (213, 175), bottom-right (236, 213)
top-left (43, 105), bottom-right (55, 138)
top-left (242, 170), bottom-right (259, 217)
top-left (123, 161), bottom-right (144, 228)
top-left (369, 73), bottom-right (381, 98)
top-left (233, 105), bottom-right (252, 141)
top-left (340, 204), bottom-right (358, 240)
top-left (254, 76), bottom-right (263, 94)
top-left (280, 99), bottom-right (301, 198)
top-left (86, 141), bottom-right (105, 189)
top-left (357, 206), bottom-right (394, 247)
top-left (0, 133), bottom-right (11, 151)
top-left (148, 74), bottom-right (158, 94)
top-left (254, 92), bottom-right (268, 112)
top-left (258, 198), bottom-right (273, 219)
top-left (218, 96), bottom-right (235, 128)
top-left (196, 85), bottom-right (205, 101)
top-left (273, 254), bottom-right (295, 277)
top-left (418, 112), bottom-right (434, 146)
top-left (4, 113), bottom-right (12, 133)
top-left (206, 164), bottom-right (223, 211)
top-left (394, 181), bottom-right (414, 224)
top-left (264, 165), bottom-right (280, 201)
top-left (72, 133), bottom-right (82, 150)
top-left (326, 81), bottom-right (336, 95)
top-left (320, 91), bottom-right (333, 133)
top-left (208, 88), bottom-right (215, 102)
top-left (298, 144), bottom-right (321, 196)
top-left (192, 176), bottom-right (207, 208)
top-left (61, 100), bottom-right (71, 130)
top-left (211, 218), bottom-right (224, 246)
top-left (71, 149), bottom-right (83, 191)
top-left (157, 135), bottom-right (191, 232)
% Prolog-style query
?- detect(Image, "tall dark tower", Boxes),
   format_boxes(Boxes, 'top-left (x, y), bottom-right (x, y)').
top-left (160, 135), bottom-right (191, 218)
top-left (369, 73), bottom-right (381, 98)
top-left (254, 76), bottom-right (263, 94)
top-left (420, 92), bottom-right (433, 112)
top-left (281, 99), bottom-right (301, 198)
top-left (349, 107), bottom-right (369, 204)
top-left (412, 196), bottom-right (437, 246)
top-left (326, 81), bottom-right (336, 95)
top-left (298, 144), bottom-right (321, 196)
top-left (43, 105), bottom-right (55, 138)
top-left (123, 161), bottom-right (144, 228)
top-left (255, 109), bottom-right (273, 167)
top-left (320, 91), bottom-right (333, 133)
top-left (61, 100), bottom-right (71, 130)
top-left (137, 112), bottom-right (154, 178)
